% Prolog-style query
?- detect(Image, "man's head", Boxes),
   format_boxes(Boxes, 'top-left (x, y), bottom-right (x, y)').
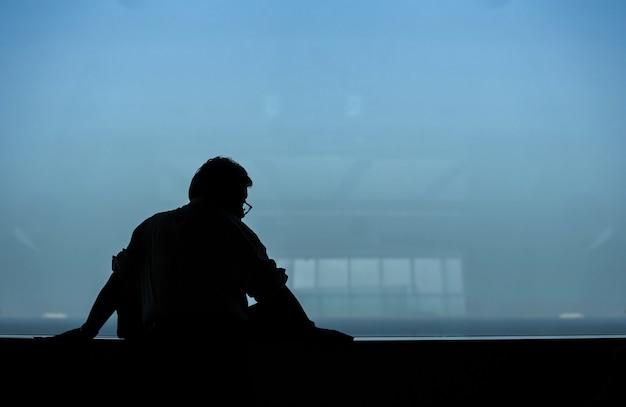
top-left (189, 156), bottom-right (253, 218)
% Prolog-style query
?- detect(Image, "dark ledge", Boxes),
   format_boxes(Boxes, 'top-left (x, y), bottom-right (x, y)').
top-left (1, 336), bottom-right (625, 406)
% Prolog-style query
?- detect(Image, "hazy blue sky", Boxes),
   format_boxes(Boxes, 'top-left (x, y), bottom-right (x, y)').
top-left (1, 1), bottom-right (625, 335)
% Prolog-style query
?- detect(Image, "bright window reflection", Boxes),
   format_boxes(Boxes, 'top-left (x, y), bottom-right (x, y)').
top-left (282, 256), bottom-right (465, 322)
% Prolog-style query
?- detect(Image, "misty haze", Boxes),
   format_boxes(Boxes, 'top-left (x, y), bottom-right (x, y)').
top-left (1, 0), bottom-right (625, 338)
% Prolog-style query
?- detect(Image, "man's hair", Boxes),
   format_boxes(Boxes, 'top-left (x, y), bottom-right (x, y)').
top-left (188, 156), bottom-right (252, 201)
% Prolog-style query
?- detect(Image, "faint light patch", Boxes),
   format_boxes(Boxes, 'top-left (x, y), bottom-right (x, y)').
top-left (346, 95), bottom-right (362, 117)
top-left (586, 227), bottom-right (612, 253)
top-left (13, 227), bottom-right (39, 251)
top-left (42, 313), bottom-right (68, 319)
top-left (264, 95), bottom-right (280, 117)
top-left (559, 312), bottom-right (585, 319)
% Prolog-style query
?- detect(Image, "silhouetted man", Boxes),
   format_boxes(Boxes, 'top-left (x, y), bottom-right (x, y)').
top-left (53, 156), bottom-right (351, 402)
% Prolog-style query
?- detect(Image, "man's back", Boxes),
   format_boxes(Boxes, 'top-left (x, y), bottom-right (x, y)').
top-left (118, 198), bottom-right (287, 337)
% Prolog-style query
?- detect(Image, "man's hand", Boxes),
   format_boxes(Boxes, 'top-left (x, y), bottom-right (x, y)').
top-left (47, 327), bottom-right (94, 344)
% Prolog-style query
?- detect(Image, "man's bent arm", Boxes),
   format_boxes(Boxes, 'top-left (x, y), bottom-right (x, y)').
top-left (80, 272), bottom-right (124, 338)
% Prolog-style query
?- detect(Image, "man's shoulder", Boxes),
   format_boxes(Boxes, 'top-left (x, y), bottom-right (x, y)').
top-left (144, 202), bottom-right (231, 225)
top-left (150, 202), bottom-right (193, 218)
top-left (134, 206), bottom-right (187, 231)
